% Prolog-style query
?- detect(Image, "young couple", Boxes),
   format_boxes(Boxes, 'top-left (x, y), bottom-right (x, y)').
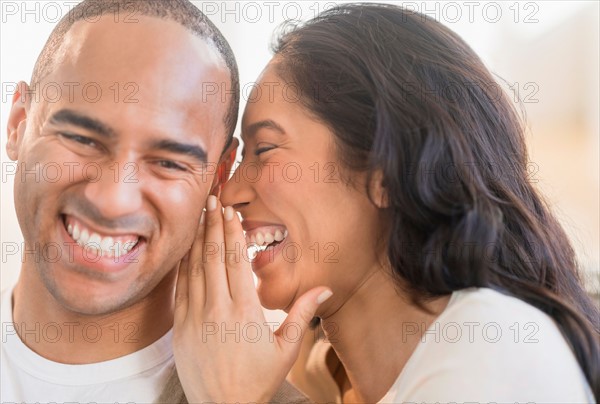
top-left (4, 1), bottom-right (597, 403)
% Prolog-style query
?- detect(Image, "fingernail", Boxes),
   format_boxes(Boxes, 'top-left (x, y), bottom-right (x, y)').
top-left (200, 210), bottom-right (206, 224)
top-left (207, 195), bottom-right (217, 211)
top-left (224, 206), bottom-right (234, 221)
top-left (316, 290), bottom-right (333, 304)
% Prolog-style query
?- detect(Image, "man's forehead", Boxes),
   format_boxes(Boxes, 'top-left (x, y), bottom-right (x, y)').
top-left (37, 14), bottom-right (232, 139)
top-left (62, 14), bottom-right (227, 73)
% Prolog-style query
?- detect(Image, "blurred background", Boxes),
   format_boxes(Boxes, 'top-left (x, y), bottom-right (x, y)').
top-left (2, 1), bottom-right (598, 309)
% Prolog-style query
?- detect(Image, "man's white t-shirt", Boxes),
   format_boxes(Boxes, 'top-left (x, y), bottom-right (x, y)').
top-left (1, 286), bottom-right (175, 403)
top-left (378, 287), bottom-right (595, 403)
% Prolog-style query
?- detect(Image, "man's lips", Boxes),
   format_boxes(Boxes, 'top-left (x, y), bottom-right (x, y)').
top-left (62, 214), bottom-right (145, 259)
top-left (56, 214), bottom-right (147, 273)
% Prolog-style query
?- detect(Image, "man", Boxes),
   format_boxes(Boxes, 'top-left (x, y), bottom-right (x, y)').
top-left (1, 1), bottom-right (308, 402)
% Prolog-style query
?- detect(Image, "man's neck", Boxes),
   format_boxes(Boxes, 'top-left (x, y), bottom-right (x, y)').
top-left (321, 269), bottom-right (451, 403)
top-left (12, 268), bottom-right (177, 364)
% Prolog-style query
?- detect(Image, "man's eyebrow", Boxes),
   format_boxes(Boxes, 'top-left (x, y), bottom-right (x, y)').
top-left (150, 139), bottom-right (208, 164)
top-left (48, 109), bottom-right (116, 138)
top-left (243, 119), bottom-right (286, 138)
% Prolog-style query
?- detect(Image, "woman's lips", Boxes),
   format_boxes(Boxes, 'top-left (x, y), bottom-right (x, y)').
top-left (251, 235), bottom-right (290, 270)
top-left (240, 221), bottom-right (290, 270)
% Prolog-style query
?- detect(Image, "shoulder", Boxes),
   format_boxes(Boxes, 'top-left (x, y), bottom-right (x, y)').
top-left (414, 287), bottom-right (565, 349)
top-left (424, 287), bottom-right (579, 365)
top-left (448, 286), bottom-right (550, 317)
top-left (384, 287), bottom-right (593, 403)
top-left (436, 287), bottom-right (566, 342)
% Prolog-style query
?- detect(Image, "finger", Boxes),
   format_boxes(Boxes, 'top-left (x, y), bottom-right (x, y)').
top-left (275, 287), bottom-right (333, 360)
top-left (187, 210), bottom-right (207, 308)
top-left (173, 253), bottom-right (189, 325)
top-left (223, 206), bottom-right (260, 305)
top-left (203, 194), bottom-right (230, 304)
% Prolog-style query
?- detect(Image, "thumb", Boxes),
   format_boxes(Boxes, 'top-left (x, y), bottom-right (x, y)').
top-left (275, 287), bottom-right (333, 360)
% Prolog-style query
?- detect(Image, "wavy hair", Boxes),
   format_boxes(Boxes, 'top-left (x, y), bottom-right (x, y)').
top-left (272, 3), bottom-right (599, 399)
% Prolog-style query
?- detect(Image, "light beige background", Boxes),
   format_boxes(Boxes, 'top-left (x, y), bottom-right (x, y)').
top-left (2, 1), bottom-right (598, 322)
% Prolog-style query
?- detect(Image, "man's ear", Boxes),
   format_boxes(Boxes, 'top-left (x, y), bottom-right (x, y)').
top-left (210, 137), bottom-right (239, 197)
top-left (369, 169), bottom-right (389, 209)
top-left (6, 81), bottom-right (31, 161)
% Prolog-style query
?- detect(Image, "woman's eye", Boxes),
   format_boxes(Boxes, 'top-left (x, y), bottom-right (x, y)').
top-left (254, 145), bottom-right (276, 156)
top-left (61, 133), bottom-right (98, 148)
top-left (157, 160), bottom-right (186, 171)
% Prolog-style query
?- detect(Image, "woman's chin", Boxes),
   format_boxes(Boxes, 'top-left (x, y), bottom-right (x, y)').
top-left (257, 287), bottom-right (295, 312)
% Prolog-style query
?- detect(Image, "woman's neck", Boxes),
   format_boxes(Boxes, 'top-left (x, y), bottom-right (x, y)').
top-left (320, 269), bottom-right (451, 403)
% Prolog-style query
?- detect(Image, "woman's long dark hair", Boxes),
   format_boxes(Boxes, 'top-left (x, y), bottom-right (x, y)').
top-left (272, 3), bottom-right (599, 399)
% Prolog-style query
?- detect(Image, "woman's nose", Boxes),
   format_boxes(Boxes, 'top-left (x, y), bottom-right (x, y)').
top-left (221, 163), bottom-right (254, 210)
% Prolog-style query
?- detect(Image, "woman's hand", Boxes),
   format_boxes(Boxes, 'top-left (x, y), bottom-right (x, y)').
top-left (173, 195), bottom-right (332, 403)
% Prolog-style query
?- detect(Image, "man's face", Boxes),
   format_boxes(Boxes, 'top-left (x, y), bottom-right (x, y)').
top-left (7, 16), bottom-right (232, 315)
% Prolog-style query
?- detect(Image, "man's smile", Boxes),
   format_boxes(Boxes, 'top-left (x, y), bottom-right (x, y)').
top-left (64, 214), bottom-right (141, 259)
top-left (59, 213), bottom-right (148, 272)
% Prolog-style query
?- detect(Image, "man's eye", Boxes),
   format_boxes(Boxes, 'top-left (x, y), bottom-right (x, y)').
top-left (157, 160), bottom-right (186, 171)
top-left (61, 133), bottom-right (98, 148)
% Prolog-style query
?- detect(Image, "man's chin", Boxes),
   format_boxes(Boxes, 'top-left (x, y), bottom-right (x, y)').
top-left (45, 278), bottom-right (141, 317)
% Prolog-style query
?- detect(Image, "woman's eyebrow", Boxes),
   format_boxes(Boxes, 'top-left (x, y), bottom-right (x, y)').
top-left (243, 119), bottom-right (286, 139)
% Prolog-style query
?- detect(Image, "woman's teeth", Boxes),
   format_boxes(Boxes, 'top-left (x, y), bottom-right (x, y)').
top-left (246, 228), bottom-right (288, 257)
top-left (66, 222), bottom-right (139, 258)
top-left (247, 229), bottom-right (287, 248)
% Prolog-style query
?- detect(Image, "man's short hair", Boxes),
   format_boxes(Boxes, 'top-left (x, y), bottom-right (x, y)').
top-left (31, 0), bottom-right (240, 142)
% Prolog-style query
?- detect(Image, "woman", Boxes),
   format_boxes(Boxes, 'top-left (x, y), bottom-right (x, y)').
top-left (172, 4), bottom-right (599, 403)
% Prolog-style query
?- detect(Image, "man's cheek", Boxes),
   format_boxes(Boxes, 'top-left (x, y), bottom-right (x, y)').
top-left (21, 144), bottom-right (86, 188)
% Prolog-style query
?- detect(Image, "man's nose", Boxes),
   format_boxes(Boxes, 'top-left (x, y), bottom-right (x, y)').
top-left (83, 162), bottom-right (143, 219)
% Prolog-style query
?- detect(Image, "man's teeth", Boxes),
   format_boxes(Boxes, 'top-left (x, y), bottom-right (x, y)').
top-left (67, 222), bottom-right (138, 258)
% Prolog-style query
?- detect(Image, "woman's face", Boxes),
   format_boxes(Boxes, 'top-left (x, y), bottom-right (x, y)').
top-left (221, 62), bottom-right (385, 313)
